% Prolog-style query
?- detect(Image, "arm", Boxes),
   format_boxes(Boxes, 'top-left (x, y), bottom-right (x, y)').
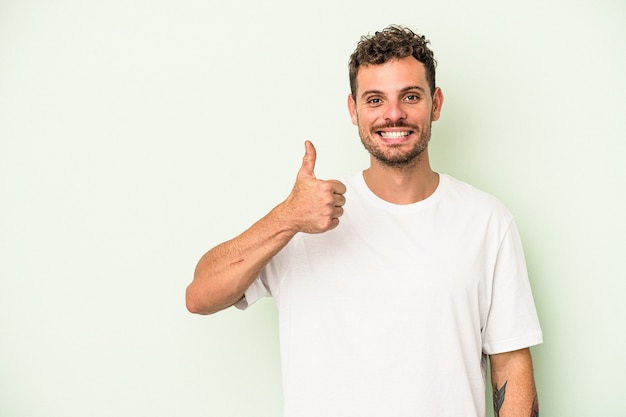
top-left (185, 141), bottom-right (346, 315)
top-left (490, 348), bottom-right (539, 417)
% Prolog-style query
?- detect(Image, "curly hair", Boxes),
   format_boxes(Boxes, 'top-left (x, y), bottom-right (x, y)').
top-left (349, 25), bottom-right (437, 98)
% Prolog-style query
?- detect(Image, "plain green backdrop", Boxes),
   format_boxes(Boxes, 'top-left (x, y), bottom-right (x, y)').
top-left (1, 0), bottom-right (625, 416)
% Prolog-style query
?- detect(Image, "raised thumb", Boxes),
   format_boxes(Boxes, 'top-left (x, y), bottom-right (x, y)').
top-left (298, 140), bottom-right (317, 178)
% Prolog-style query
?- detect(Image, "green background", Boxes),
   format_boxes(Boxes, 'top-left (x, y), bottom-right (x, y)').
top-left (1, 0), bottom-right (625, 415)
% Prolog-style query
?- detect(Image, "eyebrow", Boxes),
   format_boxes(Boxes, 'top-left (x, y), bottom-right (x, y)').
top-left (360, 85), bottom-right (427, 100)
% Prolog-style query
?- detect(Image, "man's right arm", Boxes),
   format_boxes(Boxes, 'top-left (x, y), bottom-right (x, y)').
top-left (185, 141), bottom-right (346, 315)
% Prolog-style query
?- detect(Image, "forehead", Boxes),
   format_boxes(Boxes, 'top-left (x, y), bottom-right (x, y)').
top-left (356, 56), bottom-right (428, 96)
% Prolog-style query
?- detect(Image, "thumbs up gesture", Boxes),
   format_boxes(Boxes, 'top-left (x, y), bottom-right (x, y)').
top-left (282, 141), bottom-right (347, 234)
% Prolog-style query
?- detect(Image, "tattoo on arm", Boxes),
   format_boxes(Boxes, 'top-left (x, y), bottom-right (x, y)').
top-left (531, 396), bottom-right (539, 417)
top-left (494, 381), bottom-right (539, 417)
top-left (493, 381), bottom-right (507, 417)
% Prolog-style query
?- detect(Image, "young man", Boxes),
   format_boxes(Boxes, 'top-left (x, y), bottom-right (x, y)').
top-left (186, 25), bottom-right (542, 417)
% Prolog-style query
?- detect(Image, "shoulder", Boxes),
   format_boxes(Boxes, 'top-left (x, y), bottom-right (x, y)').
top-left (439, 174), bottom-right (514, 223)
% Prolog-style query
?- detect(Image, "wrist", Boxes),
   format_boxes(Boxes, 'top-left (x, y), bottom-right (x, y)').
top-left (269, 201), bottom-right (301, 236)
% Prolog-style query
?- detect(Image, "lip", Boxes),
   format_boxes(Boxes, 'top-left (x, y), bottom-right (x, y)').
top-left (376, 129), bottom-right (414, 144)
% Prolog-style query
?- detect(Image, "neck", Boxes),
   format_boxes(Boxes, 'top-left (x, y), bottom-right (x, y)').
top-left (363, 150), bottom-right (439, 205)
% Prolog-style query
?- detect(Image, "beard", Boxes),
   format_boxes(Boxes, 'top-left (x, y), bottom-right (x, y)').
top-left (358, 120), bottom-right (432, 169)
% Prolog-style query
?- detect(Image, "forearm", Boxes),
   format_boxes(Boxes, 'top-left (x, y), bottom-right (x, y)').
top-left (186, 204), bottom-right (297, 315)
top-left (186, 141), bottom-right (346, 315)
top-left (490, 348), bottom-right (539, 417)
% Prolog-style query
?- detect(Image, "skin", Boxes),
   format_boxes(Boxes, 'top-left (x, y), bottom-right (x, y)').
top-left (185, 140), bottom-right (346, 315)
top-left (186, 54), bottom-right (538, 416)
top-left (347, 56), bottom-right (443, 204)
top-left (491, 348), bottom-right (540, 417)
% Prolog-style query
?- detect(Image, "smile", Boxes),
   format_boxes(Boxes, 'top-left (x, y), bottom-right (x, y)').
top-left (378, 130), bottom-right (412, 139)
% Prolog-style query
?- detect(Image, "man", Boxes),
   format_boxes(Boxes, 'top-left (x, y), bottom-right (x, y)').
top-left (186, 25), bottom-right (542, 417)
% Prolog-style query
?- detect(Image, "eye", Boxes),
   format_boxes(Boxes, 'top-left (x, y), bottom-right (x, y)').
top-left (404, 94), bottom-right (420, 102)
top-left (366, 97), bottom-right (382, 105)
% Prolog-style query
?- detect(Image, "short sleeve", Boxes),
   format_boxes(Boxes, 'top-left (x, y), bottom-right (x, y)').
top-left (482, 220), bottom-right (543, 354)
top-left (234, 270), bottom-right (271, 310)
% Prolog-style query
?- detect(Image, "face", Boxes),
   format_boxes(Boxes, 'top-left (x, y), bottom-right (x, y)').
top-left (347, 56), bottom-right (443, 169)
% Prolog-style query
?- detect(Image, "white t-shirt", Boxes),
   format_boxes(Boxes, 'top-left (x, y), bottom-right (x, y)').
top-left (238, 172), bottom-right (543, 417)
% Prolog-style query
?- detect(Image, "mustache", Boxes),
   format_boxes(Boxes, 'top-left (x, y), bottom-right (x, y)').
top-left (371, 122), bottom-right (420, 131)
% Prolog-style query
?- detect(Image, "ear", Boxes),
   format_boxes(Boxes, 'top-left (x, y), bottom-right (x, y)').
top-left (347, 93), bottom-right (358, 126)
top-left (431, 87), bottom-right (444, 121)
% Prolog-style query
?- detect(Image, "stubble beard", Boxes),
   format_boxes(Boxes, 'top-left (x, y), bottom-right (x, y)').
top-left (358, 121), bottom-right (432, 170)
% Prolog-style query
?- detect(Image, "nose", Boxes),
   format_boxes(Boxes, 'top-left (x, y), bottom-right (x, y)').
top-left (383, 99), bottom-right (407, 122)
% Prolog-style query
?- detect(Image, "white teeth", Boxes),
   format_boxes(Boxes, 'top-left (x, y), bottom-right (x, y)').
top-left (380, 131), bottom-right (410, 138)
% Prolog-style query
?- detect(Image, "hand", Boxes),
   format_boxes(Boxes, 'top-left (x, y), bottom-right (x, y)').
top-left (282, 141), bottom-right (347, 234)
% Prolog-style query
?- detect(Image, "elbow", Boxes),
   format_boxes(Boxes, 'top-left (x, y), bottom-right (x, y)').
top-left (185, 284), bottom-right (235, 315)
top-left (185, 286), bottom-right (214, 315)
top-left (185, 296), bottom-right (206, 315)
